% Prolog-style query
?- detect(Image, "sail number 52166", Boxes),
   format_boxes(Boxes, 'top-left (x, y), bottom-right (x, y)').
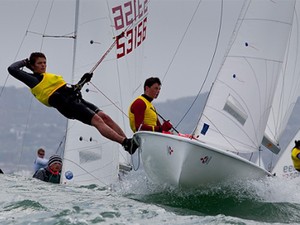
top-left (112, 0), bottom-right (148, 58)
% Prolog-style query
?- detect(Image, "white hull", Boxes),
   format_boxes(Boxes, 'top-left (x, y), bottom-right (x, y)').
top-left (134, 131), bottom-right (272, 188)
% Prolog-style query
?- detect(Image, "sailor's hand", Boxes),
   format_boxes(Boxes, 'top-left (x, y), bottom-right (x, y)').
top-left (80, 73), bottom-right (93, 83)
top-left (75, 73), bottom-right (93, 91)
top-left (24, 58), bottom-right (33, 71)
top-left (161, 120), bottom-right (172, 132)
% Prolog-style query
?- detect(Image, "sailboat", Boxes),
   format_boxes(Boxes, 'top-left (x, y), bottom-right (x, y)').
top-left (134, 0), bottom-right (296, 188)
top-left (59, 0), bottom-right (148, 186)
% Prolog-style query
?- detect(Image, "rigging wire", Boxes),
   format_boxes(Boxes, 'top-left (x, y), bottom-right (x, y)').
top-left (173, 0), bottom-right (225, 131)
top-left (191, 0), bottom-right (252, 151)
top-left (161, 0), bottom-right (203, 82)
top-left (16, 97), bottom-right (35, 172)
top-left (85, 5), bottom-right (149, 171)
top-left (22, 0), bottom-right (63, 165)
top-left (32, 0), bottom-right (70, 158)
top-left (89, 82), bottom-right (129, 119)
top-left (0, 1), bottom-right (40, 98)
top-left (7, 0), bottom-right (68, 170)
top-left (39, 0), bottom-right (55, 50)
top-left (62, 158), bottom-right (111, 186)
top-left (8, 0), bottom-right (47, 171)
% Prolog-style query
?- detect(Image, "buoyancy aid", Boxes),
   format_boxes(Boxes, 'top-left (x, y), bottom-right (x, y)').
top-left (31, 72), bottom-right (66, 106)
top-left (129, 95), bottom-right (158, 132)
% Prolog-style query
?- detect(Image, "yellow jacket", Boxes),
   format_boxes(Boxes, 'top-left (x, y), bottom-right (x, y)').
top-left (291, 147), bottom-right (300, 170)
top-left (129, 95), bottom-right (158, 132)
top-left (31, 72), bottom-right (66, 106)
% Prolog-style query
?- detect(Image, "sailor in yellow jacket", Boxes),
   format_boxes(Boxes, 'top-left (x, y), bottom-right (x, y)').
top-left (291, 140), bottom-right (300, 172)
top-left (8, 52), bottom-right (138, 154)
top-left (128, 77), bottom-right (172, 133)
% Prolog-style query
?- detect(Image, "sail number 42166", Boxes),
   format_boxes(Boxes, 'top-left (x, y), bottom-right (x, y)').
top-left (112, 0), bottom-right (148, 58)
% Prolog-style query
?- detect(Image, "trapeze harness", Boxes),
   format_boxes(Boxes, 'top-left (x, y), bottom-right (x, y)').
top-left (31, 72), bottom-right (98, 125)
top-left (30, 72), bottom-right (66, 106)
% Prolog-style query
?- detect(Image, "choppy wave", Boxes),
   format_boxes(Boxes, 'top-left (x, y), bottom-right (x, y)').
top-left (119, 171), bottom-right (300, 224)
top-left (0, 171), bottom-right (300, 225)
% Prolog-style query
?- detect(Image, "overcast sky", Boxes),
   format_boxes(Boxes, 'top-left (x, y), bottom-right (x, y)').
top-left (0, 0), bottom-right (245, 102)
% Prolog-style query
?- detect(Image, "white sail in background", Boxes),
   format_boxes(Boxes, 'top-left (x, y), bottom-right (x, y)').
top-left (263, 1), bottom-right (300, 154)
top-left (61, 0), bottom-right (148, 186)
top-left (196, 0), bottom-right (295, 154)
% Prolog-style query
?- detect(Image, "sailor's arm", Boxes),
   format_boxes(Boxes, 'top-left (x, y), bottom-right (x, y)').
top-left (7, 59), bottom-right (38, 88)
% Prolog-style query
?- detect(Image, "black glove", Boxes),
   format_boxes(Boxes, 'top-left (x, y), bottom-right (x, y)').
top-left (75, 73), bottom-right (93, 91)
top-left (79, 73), bottom-right (93, 84)
top-left (24, 58), bottom-right (33, 71)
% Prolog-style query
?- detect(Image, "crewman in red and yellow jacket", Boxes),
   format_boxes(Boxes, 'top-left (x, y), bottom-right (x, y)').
top-left (129, 77), bottom-right (172, 133)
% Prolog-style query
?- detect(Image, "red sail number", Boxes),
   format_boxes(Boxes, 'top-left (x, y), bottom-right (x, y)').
top-left (112, 0), bottom-right (148, 58)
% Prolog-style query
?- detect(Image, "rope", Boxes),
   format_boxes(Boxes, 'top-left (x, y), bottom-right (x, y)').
top-left (62, 158), bottom-right (110, 186)
top-left (16, 98), bottom-right (35, 172)
top-left (175, 0), bottom-right (225, 132)
top-left (131, 136), bottom-right (141, 171)
top-left (13, 0), bottom-right (46, 170)
top-left (6, 0), bottom-right (62, 171)
top-left (89, 82), bottom-right (129, 118)
top-left (162, 0), bottom-right (203, 82)
top-left (0, 1), bottom-right (40, 97)
top-left (39, 0), bottom-right (55, 49)
top-left (89, 33), bottom-right (122, 74)
top-left (75, 14), bottom-right (145, 90)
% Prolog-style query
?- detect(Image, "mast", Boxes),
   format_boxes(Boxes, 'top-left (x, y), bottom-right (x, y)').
top-left (60, 0), bottom-right (79, 184)
top-left (72, 0), bottom-right (80, 82)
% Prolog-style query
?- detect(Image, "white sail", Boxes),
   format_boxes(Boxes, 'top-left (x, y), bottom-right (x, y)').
top-left (263, 1), bottom-right (300, 154)
top-left (61, 0), bottom-right (148, 186)
top-left (133, 0), bottom-right (296, 188)
top-left (196, 0), bottom-right (295, 154)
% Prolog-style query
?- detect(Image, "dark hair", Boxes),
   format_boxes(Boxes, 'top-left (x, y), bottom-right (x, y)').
top-left (37, 148), bottom-right (45, 154)
top-left (295, 140), bottom-right (300, 148)
top-left (144, 77), bottom-right (161, 91)
top-left (29, 52), bottom-right (46, 65)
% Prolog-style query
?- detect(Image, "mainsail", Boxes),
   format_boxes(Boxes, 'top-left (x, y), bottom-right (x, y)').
top-left (60, 0), bottom-right (148, 186)
top-left (196, 0), bottom-right (295, 154)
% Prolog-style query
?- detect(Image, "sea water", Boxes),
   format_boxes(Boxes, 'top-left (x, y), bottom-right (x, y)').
top-left (1, 169), bottom-right (300, 225)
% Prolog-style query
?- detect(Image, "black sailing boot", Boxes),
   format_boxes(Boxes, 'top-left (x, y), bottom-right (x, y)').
top-left (122, 138), bottom-right (139, 155)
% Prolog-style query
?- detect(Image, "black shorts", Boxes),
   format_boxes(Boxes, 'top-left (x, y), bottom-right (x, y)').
top-left (48, 85), bottom-right (100, 125)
